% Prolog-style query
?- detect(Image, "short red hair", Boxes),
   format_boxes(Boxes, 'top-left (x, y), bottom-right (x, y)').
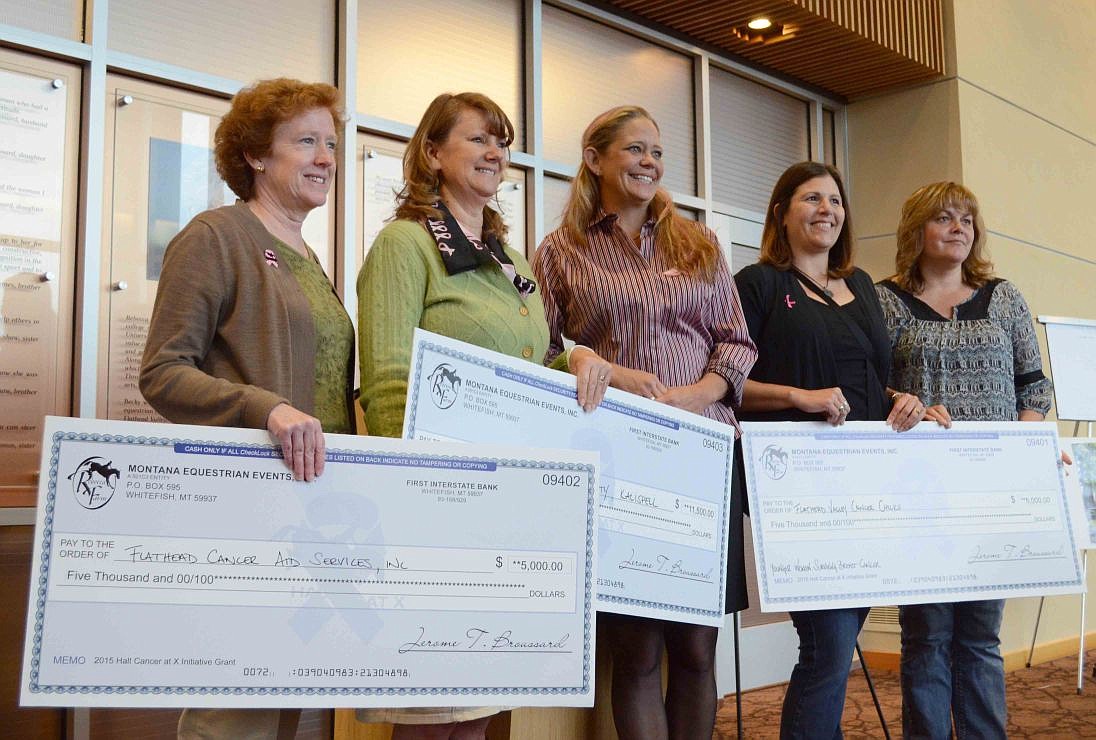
top-left (215, 78), bottom-right (344, 200)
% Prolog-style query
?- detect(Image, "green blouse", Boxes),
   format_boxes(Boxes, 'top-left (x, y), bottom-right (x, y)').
top-left (273, 240), bottom-right (353, 433)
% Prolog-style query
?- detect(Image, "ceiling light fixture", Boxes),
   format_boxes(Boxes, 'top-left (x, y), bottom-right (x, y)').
top-left (733, 18), bottom-right (786, 43)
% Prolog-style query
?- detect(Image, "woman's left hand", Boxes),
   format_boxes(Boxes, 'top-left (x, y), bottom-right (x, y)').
top-left (266, 403), bottom-right (326, 481)
top-left (570, 346), bottom-right (612, 413)
top-left (657, 384), bottom-right (712, 415)
top-left (887, 392), bottom-right (927, 432)
top-left (656, 374), bottom-right (729, 415)
top-left (923, 404), bottom-right (952, 428)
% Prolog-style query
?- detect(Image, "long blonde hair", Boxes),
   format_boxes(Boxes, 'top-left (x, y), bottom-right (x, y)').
top-left (560, 105), bottom-right (720, 280)
top-left (395, 92), bottom-right (515, 241)
top-left (892, 181), bottom-right (992, 293)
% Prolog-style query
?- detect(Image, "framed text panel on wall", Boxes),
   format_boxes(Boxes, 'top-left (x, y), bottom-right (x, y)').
top-left (541, 175), bottom-right (572, 244)
top-left (0, 48), bottom-right (80, 505)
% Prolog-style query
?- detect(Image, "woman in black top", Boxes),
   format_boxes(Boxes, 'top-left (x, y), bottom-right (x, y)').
top-left (734, 162), bottom-right (926, 739)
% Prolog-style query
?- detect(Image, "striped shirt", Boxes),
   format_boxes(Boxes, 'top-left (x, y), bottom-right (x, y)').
top-left (533, 211), bottom-right (757, 432)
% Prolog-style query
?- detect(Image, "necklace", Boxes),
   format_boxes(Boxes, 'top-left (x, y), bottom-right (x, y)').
top-left (797, 268), bottom-right (833, 297)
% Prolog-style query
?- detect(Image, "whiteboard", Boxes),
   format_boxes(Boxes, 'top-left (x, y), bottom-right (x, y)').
top-left (1039, 316), bottom-right (1096, 421)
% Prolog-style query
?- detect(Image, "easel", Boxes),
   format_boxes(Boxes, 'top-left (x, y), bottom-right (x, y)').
top-left (1029, 316), bottom-right (1096, 694)
top-left (729, 617), bottom-right (891, 739)
top-left (1025, 420), bottom-right (1091, 694)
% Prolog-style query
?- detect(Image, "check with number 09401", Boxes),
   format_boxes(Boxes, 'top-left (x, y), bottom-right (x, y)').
top-left (741, 421), bottom-right (1085, 611)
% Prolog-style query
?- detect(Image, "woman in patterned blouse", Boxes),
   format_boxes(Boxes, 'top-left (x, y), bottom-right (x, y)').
top-left (533, 105), bottom-right (757, 740)
top-left (876, 181), bottom-right (1053, 740)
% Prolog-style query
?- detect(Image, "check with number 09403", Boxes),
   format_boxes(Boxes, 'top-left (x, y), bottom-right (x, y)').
top-left (403, 329), bottom-right (737, 626)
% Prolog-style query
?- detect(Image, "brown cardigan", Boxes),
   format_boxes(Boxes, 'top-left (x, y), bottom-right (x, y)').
top-left (140, 202), bottom-right (341, 430)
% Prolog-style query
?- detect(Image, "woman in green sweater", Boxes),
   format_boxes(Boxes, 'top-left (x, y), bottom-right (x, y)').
top-left (355, 92), bottom-right (610, 739)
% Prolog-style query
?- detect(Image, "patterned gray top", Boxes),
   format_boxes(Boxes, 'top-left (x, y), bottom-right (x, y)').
top-left (876, 278), bottom-right (1052, 421)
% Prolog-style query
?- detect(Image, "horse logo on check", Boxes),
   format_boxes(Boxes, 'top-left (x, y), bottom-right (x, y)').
top-left (428, 363), bottom-right (462, 410)
top-left (67, 456), bottom-right (121, 509)
top-left (760, 445), bottom-right (789, 480)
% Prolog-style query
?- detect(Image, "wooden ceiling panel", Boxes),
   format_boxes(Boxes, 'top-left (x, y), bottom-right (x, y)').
top-left (602, 0), bottom-right (946, 99)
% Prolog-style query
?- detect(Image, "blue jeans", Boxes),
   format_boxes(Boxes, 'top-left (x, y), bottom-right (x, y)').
top-left (780, 607), bottom-right (869, 740)
top-left (900, 600), bottom-right (1007, 739)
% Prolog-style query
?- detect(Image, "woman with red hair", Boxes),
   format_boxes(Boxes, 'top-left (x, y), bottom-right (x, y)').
top-left (142, 77), bottom-right (353, 739)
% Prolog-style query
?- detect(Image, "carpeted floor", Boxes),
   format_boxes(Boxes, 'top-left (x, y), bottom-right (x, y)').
top-left (713, 649), bottom-right (1096, 739)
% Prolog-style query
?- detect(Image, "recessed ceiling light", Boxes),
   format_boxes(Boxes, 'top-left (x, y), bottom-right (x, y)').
top-left (733, 18), bottom-right (787, 43)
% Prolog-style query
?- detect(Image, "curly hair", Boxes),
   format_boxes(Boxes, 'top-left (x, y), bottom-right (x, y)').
top-left (892, 181), bottom-right (993, 293)
top-left (395, 92), bottom-right (515, 242)
top-left (559, 106), bottom-right (720, 280)
top-left (214, 78), bottom-right (344, 201)
top-left (758, 161), bottom-right (855, 278)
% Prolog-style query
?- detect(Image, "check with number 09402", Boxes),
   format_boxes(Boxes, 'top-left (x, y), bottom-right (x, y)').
top-left (21, 417), bottom-right (598, 708)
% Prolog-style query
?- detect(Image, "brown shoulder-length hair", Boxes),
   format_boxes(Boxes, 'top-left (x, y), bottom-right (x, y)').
top-left (214, 78), bottom-right (344, 201)
top-left (892, 181), bottom-right (993, 293)
top-left (560, 105), bottom-right (720, 281)
top-left (396, 92), bottom-right (515, 242)
top-left (759, 161), bottom-right (855, 278)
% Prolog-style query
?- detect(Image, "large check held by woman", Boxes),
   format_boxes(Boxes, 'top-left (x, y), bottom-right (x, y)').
top-left (22, 417), bottom-right (597, 707)
top-left (403, 330), bottom-right (736, 627)
top-left (741, 421), bottom-right (1085, 611)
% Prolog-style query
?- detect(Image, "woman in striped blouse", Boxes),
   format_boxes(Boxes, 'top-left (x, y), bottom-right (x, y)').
top-left (532, 105), bottom-right (757, 740)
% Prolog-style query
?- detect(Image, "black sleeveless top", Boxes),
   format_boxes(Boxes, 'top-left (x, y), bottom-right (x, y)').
top-left (733, 263), bottom-right (890, 423)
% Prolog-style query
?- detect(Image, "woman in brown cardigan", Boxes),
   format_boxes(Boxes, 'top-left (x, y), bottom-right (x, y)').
top-left (140, 78), bottom-right (353, 740)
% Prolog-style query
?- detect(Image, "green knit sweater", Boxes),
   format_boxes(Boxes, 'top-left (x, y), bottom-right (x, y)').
top-left (141, 202), bottom-right (355, 430)
top-left (357, 219), bottom-right (566, 437)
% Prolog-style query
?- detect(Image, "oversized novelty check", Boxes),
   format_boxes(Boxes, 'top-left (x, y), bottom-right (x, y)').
top-left (741, 421), bottom-right (1085, 611)
top-left (403, 330), bottom-right (736, 626)
top-left (1060, 437), bottom-right (1096, 549)
top-left (21, 416), bottom-right (597, 707)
